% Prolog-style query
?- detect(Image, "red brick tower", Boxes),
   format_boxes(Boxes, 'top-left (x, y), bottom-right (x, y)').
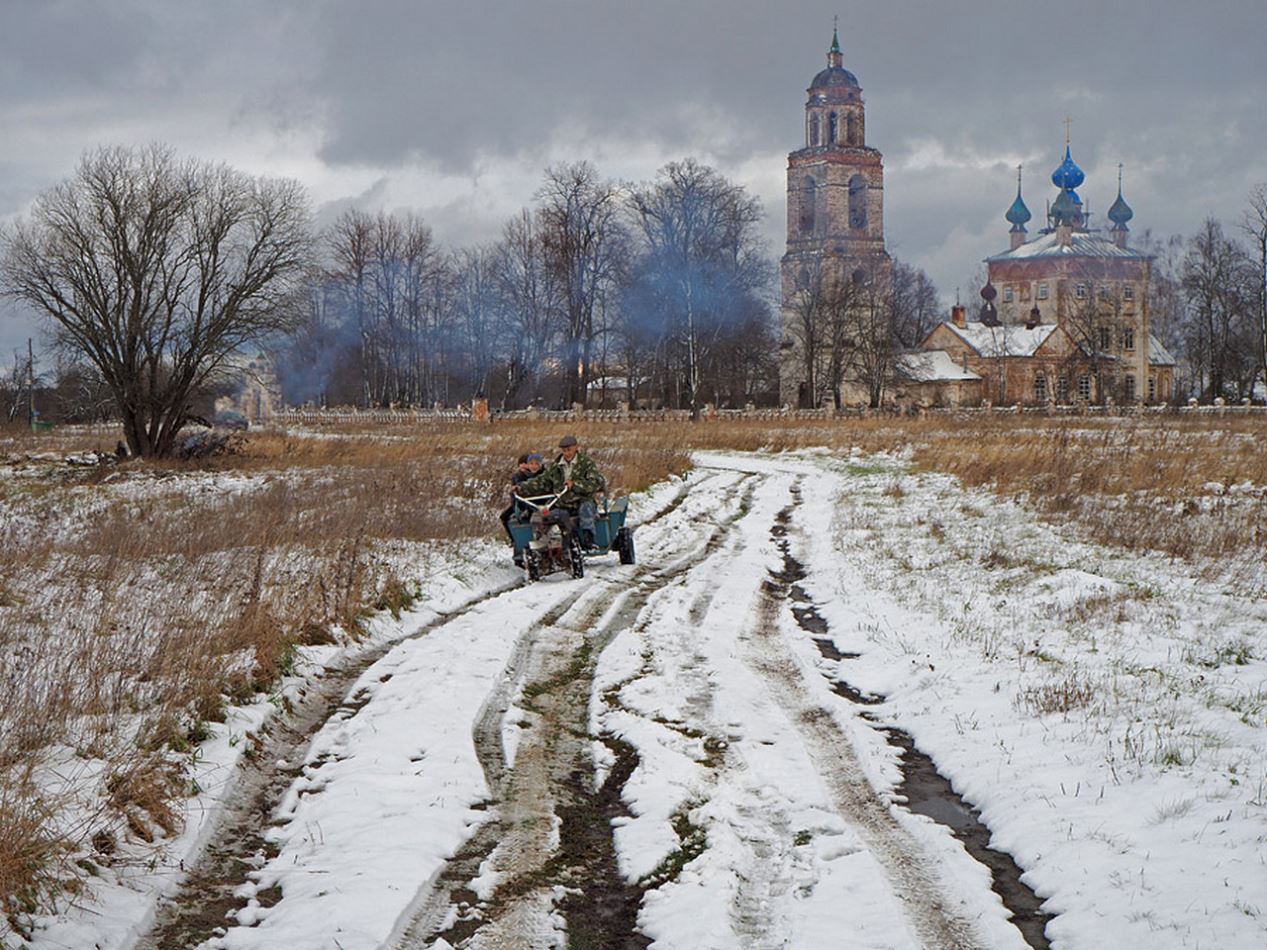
top-left (780, 26), bottom-right (891, 407)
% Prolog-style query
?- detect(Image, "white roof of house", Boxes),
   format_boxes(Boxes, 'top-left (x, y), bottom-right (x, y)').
top-left (987, 230), bottom-right (1150, 262)
top-left (1148, 334), bottom-right (1177, 366)
top-left (942, 321), bottom-right (1059, 358)
top-left (897, 349), bottom-right (982, 382)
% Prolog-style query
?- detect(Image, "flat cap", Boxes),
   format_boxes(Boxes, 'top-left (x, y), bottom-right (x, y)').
top-left (558, 434), bottom-right (578, 448)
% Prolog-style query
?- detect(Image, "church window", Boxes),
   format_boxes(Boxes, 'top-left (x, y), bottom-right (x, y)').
top-left (800, 177), bottom-right (816, 233)
top-left (1056, 376), bottom-right (1070, 403)
top-left (1123, 285), bottom-right (1135, 300)
top-left (1033, 374), bottom-right (1048, 402)
top-left (1123, 327), bottom-right (1135, 351)
top-left (1037, 283), bottom-right (1049, 300)
top-left (1124, 375), bottom-right (1136, 401)
top-left (846, 113), bottom-right (858, 145)
top-left (828, 112), bottom-right (838, 143)
top-left (1002, 286), bottom-right (1014, 303)
top-left (809, 114), bottom-right (820, 147)
top-left (1078, 375), bottom-right (1092, 401)
top-left (1148, 376), bottom-right (1157, 401)
top-left (1075, 283), bottom-right (1088, 299)
top-left (796, 267), bottom-right (810, 290)
top-left (848, 176), bottom-right (867, 229)
top-left (851, 268), bottom-right (866, 286)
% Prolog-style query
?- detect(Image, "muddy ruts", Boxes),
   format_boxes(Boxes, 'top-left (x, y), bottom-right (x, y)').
top-left (392, 475), bottom-right (760, 948)
top-left (768, 483), bottom-right (1052, 950)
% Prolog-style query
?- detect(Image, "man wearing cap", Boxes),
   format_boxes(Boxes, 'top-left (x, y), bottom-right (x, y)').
top-left (516, 435), bottom-right (604, 552)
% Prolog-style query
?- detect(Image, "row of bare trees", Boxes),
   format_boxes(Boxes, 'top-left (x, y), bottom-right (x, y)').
top-left (278, 159), bottom-right (779, 413)
top-left (782, 258), bottom-right (941, 408)
top-left (1141, 193), bottom-right (1267, 402)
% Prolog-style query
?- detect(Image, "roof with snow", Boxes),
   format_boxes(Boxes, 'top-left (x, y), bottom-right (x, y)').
top-left (1149, 334), bottom-right (1177, 366)
top-left (987, 230), bottom-right (1150, 262)
top-left (941, 321), bottom-right (1059, 358)
top-left (897, 350), bottom-right (982, 382)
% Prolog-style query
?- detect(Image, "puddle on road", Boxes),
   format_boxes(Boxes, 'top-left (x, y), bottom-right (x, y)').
top-left (769, 502), bottom-right (1052, 950)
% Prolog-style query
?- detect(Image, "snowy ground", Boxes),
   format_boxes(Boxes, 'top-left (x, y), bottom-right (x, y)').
top-left (15, 451), bottom-right (1267, 949)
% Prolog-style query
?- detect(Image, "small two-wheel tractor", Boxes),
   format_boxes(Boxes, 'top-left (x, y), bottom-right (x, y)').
top-left (509, 494), bottom-right (635, 583)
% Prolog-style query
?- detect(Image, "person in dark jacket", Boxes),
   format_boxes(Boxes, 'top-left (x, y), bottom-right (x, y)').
top-left (501, 452), bottom-right (543, 564)
top-left (515, 435), bottom-right (604, 551)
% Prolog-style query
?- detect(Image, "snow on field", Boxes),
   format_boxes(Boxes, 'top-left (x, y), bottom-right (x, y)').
top-left (10, 452), bottom-right (1267, 949)
top-left (786, 451), bottom-right (1267, 949)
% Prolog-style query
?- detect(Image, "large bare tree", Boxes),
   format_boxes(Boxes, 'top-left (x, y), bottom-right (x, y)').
top-left (0, 145), bottom-right (312, 456)
top-left (628, 159), bottom-right (767, 415)
top-left (536, 162), bottom-right (626, 407)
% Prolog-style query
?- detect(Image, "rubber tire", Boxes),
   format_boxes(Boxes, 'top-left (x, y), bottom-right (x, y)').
top-left (617, 527), bottom-right (636, 565)
top-left (568, 536), bottom-right (586, 579)
top-left (525, 549), bottom-right (541, 582)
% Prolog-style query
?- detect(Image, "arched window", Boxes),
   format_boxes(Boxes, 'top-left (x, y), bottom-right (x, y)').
top-left (800, 177), bottom-right (816, 233)
top-left (846, 113), bottom-right (858, 145)
top-left (809, 114), bottom-right (820, 147)
top-left (848, 175), bottom-right (867, 229)
top-left (828, 112), bottom-right (838, 144)
top-left (796, 266), bottom-right (810, 290)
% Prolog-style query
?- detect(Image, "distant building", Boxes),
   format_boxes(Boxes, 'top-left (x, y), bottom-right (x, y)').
top-left (779, 27), bottom-right (891, 408)
top-left (913, 143), bottom-right (1177, 406)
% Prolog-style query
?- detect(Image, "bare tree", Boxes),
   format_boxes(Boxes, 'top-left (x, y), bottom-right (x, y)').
top-left (1182, 219), bottom-right (1257, 401)
top-left (888, 260), bottom-right (941, 349)
top-left (628, 159), bottom-right (769, 414)
top-left (1, 145), bottom-right (312, 455)
top-left (537, 162), bottom-right (626, 407)
top-left (494, 210), bottom-right (563, 407)
top-left (1243, 185), bottom-right (1267, 399)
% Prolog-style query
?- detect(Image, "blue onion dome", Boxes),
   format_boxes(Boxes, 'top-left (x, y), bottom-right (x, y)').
top-left (1108, 190), bottom-right (1133, 227)
top-left (1006, 191), bottom-right (1032, 227)
top-left (980, 279), bottom-right (998, 302)
top-left (1050, 146), bottom-right (1085, 190)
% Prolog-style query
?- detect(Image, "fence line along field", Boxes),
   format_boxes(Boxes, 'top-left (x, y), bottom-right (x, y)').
top-left (0, 413), bottom-right (1264, 940)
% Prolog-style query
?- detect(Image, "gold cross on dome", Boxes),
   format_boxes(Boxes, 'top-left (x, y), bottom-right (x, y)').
top-left (1064, 115), bottom-right (1073, 144)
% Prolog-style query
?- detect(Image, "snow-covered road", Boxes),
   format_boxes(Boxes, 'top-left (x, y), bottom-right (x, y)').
top-left (64, 450), bottom-right (1267, 950)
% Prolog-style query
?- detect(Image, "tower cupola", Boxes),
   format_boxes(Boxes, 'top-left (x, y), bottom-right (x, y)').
top-left (1108, 164), bottom-right (1134, 246)
top-left (1006, 164), bottom-right (1032, 249)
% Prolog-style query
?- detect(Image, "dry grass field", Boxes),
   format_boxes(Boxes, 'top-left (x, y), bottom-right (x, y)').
top-left (1, 411), bottom-right (1264, 922)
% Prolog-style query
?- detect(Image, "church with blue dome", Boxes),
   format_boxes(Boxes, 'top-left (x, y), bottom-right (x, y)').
top-left (914, 133), bottom-right (1176, 406)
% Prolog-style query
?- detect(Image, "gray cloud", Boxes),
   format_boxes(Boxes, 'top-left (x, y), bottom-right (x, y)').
top-left (3, 0), bottom-right (1266, 358)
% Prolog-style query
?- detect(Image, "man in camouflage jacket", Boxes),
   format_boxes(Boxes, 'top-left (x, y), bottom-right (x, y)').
top-left (516, 434), bottom-right (604, 550)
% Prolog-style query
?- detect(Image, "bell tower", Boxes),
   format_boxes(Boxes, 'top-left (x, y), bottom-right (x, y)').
top-left (780, 25), bottom-right (891, 407)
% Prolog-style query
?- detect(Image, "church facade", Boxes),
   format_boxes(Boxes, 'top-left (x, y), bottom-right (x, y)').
top-left (909, 149), bottom-right (1176, 407)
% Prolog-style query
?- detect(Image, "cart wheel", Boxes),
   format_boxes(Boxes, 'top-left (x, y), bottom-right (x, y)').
top-left (617, 527), bottom-right (636, 565)
top-left (568, 535), bottom-right (586, 579)
top-left (525, 549), bottom-right (541, 582)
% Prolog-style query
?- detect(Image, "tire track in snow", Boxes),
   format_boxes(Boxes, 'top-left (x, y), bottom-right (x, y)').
top-left (390, 473), bottom-right (761, 949)
top-left (747, 480), bottom-right (987, 950)
top-left (135, 578), bottom-right (532, 950)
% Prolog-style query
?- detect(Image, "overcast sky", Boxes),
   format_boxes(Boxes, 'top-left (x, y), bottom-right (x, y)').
top-left (3, 0), bottom-right (1266, 360)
